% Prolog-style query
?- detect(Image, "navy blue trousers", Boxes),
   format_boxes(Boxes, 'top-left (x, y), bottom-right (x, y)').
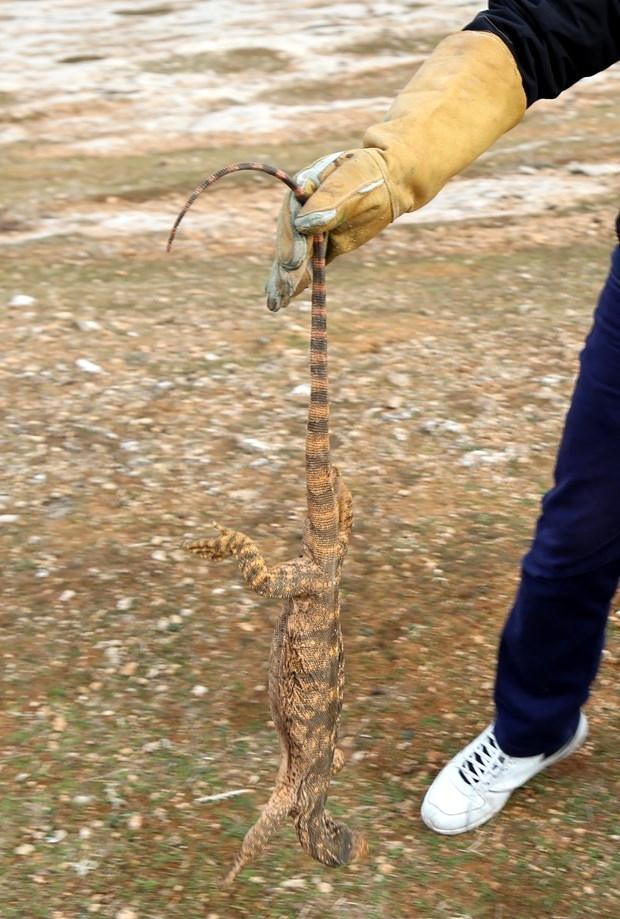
top-left (494, 241), bottom-right (620, 757)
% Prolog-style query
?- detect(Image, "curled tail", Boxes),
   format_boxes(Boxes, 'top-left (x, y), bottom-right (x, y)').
top-left (166, 161), bottom-right (306, 252)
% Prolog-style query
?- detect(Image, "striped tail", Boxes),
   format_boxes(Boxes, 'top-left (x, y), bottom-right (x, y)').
top-left (306, 233), bottom-right (338, 562)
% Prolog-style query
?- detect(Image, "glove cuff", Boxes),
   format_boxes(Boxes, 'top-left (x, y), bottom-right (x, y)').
top-left (362, 31), bottom-right (527, 214)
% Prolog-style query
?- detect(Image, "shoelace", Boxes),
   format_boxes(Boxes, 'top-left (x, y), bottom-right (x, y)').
top-left (459, 730), bottom-right (507, 787)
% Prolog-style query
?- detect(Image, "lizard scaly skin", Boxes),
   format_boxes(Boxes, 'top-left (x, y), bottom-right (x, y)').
top-left (168, 162), bottom-right (367, 885)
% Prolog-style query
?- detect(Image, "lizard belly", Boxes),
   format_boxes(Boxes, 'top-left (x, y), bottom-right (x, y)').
top-left (269, 595), bottom-right (344, 779)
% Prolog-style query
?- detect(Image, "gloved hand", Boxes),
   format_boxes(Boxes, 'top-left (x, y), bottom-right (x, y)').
top-left (265, 31), bottom-right (527, 311)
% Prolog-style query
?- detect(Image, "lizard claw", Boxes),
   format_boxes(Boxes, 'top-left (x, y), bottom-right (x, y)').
top-left (183, 522), bottom-right (232, 560)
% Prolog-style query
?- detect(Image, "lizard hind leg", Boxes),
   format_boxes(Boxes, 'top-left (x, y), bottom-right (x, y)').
top-left (331, 747), bottom-right (345, 775)
top-left (223, 785), bottom-right (294, 886)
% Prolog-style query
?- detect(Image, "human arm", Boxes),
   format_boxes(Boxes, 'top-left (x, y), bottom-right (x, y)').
top-left (465, 0), bottom-right (620, 105)
top-left (266, 1), bottom-right (620, 312)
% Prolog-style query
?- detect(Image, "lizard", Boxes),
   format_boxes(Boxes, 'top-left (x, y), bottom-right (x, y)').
top-left (167, 162), bottom-right (367, 885)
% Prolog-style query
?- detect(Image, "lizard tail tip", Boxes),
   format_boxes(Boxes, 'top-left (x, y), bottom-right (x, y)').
top-left (222, 865), bottom-right (239, 887)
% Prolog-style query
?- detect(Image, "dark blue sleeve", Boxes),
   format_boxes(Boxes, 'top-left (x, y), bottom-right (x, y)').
top-left (464, 1), bottom-right (620, 106)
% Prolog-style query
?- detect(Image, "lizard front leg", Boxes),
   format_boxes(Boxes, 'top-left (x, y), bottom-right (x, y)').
top-left (184, 525), bottom-right (331, 598)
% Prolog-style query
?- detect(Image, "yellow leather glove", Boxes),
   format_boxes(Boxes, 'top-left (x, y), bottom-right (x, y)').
top-left (265, 30), bottom-right (526, 311)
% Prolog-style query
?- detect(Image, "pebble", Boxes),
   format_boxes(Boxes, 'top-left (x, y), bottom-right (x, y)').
top-left (115, 910), bottom-right (138, 919)
top-left (74, 318), bottom-right (102, 332)
top-left (59, 589), bottom-right (76, 602)
top-left (104, 646), bottom-right (121, 666)
top-left (191, 685), bottom-right (208, 697)
top-left (280, 877), bottom-right (307, 889)
top-left (0, 514), bottom-right (19, 524)
top-left (314, 880), bottom-right (333, 893)
top-left (128, 814), bottom-right (143, 830)
top-left (568, 161), bottom-right (620, 177)
top-left (15, 843), bottom-right (35, 856)
top-left (237, 435), bottom-right (271, 453)
top-left (8, 294), bottom-right (36, 308)
top-left (52, 715), bottom-right (67, 732)
top-left (72, 859), bottom-right (98, 877)
top-left (75, 358), bottom-right (103, 374)
top-left (289, 382), bottom-right (311, 398)
top-left (116, 597), bottom-right (134, 611)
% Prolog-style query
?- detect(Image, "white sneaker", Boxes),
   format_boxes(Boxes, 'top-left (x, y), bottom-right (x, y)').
top-left (421, 713), bottom-right (588, 835)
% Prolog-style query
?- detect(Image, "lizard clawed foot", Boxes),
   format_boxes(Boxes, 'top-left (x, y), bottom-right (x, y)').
top-left (183, 521), bottom-right (234, 560)
top-left (331, 747), bottom-right (345, 775)
top-left (351, 832), bottom-right (369, 862)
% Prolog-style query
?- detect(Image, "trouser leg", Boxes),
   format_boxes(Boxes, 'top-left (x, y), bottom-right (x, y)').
top-left (494, 244), bottom-right (620, 757)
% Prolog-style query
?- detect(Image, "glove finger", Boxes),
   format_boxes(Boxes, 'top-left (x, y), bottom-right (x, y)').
top-left (324, 185), bottom-right (393, 261)
top-left (265, 151), bottom-right (346, 311)
top-left (265, 253), bottom-right (312, 312)
top-left (294, 148), bottom-right (393, 236)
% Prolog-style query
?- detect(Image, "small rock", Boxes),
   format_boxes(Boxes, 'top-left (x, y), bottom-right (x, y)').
top-left (191, 685), bottom-right (208, 697)
top-left (280, 877), bottom-right (307, 889)
top-left (568, 161), bottom-right (620, 177)
top-left (116, 907), bottom-right (138, 919)
top-left (120, 661), bottom-right (138, 676)
top-left (237, 435), bottom-right (271, 453)
top-left (15, 843), bottom-right (35, 856)
top-left (289, 382), bottom-right (311, 398)
top-left (75, 358), bottom-right (103, 374)
top-left (128, 814), bottom-right (143, 831)
top-left (59, 589), bottom-right (75, 603)
top-left (9, 294), bottom-right (36, 308)
top-left (315, 880), bottom-right (333, 893)
top-left (74, 319), bottom-right (102, 332)
top-left (116, 597), bottom-right (134, 611)
top-left (72, 859), bottom-right (98, 877)
top-left (46, 829), bottom-right (68, 844)
top-left (116, 909), bottom-right (138, 919)
top-left (0, 514), bottom-right (19, 524)
top-left (52, 715), bottom-right (67, 732)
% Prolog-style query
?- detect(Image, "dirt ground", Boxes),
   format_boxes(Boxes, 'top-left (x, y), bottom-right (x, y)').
top-left (1, 2), bottom-right (619, 917)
